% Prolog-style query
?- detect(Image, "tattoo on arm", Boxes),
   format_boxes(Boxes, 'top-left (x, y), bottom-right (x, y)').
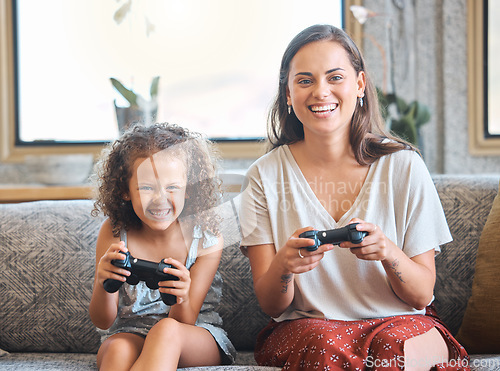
top-left (390, 259), bottom-right (406, 283)
top-left (280, 274), bottom-right (293, 293)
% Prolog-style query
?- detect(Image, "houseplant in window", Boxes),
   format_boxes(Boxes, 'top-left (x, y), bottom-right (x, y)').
top-left (111, 76), bottom-right (160, 133)
top-left (111, 0), bottom-right (159, 133)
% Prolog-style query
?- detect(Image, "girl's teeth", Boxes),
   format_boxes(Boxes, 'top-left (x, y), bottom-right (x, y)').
top-left (150, 209), bottom-right (170, 217)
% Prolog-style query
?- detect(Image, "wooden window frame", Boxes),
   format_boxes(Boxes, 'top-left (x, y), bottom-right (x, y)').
top-left (0, 0), bottom-right (359, 162)
top-left (468, 0), bottom-right (500, 155)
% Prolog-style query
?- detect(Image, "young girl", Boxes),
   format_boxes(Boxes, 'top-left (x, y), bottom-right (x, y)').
top-left (89, 123), bottom-right (235, 370)
top-left (239, 25), bottom-right (469, 370)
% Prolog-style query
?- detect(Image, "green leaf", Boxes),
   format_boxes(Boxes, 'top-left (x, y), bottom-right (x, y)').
top-left (377, 88), bottom-right (390, 121)
top-left (414, 102), bottom-right (431, 127)
top-left (113, 0), bottom-right (132, 25)
top-left (150, 76), bottom-right (160, 98)
top-left (395, 96), bottom-right (408, 115)
top-left (390, 117), bottom-right (417, 145)
top-left (110, 77), bottom-right (137, 106)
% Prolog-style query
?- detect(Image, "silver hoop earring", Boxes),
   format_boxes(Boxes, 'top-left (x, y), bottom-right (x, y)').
top-left (359, 97), bottom-right (364, 107)
top-left (288, 105), bottom-right (292, 114)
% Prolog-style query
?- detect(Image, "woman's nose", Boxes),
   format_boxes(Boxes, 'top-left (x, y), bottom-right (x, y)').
top-left (312, 80), bottom-right (331, 99)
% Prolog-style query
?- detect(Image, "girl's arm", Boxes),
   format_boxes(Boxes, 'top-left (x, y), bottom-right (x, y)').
top-left (89, 219), bottom-right (128, 329)
top-left (164, 236), bottom-right (224, 325)
top-left (246, 227), bottom-right (334, 318)
top-left (342, 219), bottom-right (436, 310)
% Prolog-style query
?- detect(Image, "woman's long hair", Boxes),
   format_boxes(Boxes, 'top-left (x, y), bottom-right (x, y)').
top-left (268, 24), bottom-right (415, 165)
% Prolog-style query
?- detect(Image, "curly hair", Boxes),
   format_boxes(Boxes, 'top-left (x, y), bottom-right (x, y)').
top-left (91, 123), bottom-right (222, 237)
top-left (268, 24), bottom-right (416, 165)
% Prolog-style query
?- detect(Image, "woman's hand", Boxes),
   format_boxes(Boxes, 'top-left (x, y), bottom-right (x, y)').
top-left (95, 241), bottom-right (130, 287)
top-left (159, 258), bottom-right (191, 305)
top-left (339, 218), bottom-right (436, 309)
top-left (275, 226), bottom-right (335, 274)
top-left (338, 218), bottom-right (397, 262)
top-left (246, 227), bottom-right (333, 318)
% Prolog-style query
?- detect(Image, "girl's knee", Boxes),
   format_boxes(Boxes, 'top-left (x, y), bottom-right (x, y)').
top-left (98, 333), bottom-right (144, 370)
top-left (149, 318), bottom-right (182, 338)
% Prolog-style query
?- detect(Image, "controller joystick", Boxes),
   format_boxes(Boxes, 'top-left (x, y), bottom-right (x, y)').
top-left (299, 223), bottom-right (368, 251)
top-left (103, 251), bottom-right (178, 305)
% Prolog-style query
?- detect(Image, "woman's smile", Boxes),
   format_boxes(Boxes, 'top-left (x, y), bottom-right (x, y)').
top-left (286, 40), bottom-right (365, 137)
top-left (309, 103), bottom-right (339, 117)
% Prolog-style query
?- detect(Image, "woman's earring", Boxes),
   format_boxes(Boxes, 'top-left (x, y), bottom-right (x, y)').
top-left (359, 97), bottom-right (364, 107)
top-left (288, 105), bottom-right (292, 115)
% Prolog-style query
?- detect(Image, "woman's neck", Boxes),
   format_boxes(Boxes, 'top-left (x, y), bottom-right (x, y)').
top-left (290, 134), bottom-right (356, 168)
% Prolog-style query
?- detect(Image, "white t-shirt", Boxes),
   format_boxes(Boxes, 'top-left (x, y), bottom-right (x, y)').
top-left (239, 145), bottom-right (452, 321)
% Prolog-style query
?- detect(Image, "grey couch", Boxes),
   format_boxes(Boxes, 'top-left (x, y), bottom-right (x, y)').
top-left (0, 174), bottom-right (499, 370)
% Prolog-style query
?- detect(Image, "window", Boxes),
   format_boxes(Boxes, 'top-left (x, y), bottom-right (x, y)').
top-left (1, 0), bottom-right (357, 161)
top-left (468, 0), bottom-right (500, 155)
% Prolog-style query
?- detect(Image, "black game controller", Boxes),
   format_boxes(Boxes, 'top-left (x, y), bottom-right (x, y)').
top-left (299, 223), bottom-right (368, 251)
top-left (103, 251), bottom-right (178, 305)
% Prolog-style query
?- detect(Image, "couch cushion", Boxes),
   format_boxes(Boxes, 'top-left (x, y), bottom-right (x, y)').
top-left (432, 175), bottom-right (500, 335)
top-left (0, 352), bottom-right (281, 371)
top-left (0, 200), bottom-right (103, 353)
top-left (0, 197), bottom-right (268, 353)
top-left (215, 198), bottom-right (270, 350)
top-left (456, 180), bottom-right (500, 353)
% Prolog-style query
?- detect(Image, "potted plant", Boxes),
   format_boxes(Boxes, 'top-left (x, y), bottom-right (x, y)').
top-left (377, 88), bottom-right (431, 147)
top-left (111, 76), bottom-right (160, 133)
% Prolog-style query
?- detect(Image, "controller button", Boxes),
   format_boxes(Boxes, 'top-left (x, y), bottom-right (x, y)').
top-left (322, 232), bottom-right (326, 238)
top-left (133, 258), bottom-right (138, 263)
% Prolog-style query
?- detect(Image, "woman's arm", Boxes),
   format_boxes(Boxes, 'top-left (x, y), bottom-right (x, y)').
top-left (166, 237), bottom-right (224, 325)
top-left (89, 219), bottom-right (126, 329)
top-left (381, 247), bottom-right (436, 310)
top-left (342, 220), bottom-right (436, 310)
top-left (246, 228), bottom-right (334, 318)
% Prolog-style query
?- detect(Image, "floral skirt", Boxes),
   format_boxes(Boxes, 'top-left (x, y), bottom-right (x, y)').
top-left (254, 305), bottom-right (469, 370)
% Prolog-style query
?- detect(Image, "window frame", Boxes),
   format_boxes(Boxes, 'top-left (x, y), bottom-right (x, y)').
top-left (468, 0), bottom-right (500, 155)
top-left (0, 0), bottom-right (359, 162)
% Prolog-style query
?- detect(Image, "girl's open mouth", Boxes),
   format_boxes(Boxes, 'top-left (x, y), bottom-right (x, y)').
top-left (147, 208), bottom-right (172, 219)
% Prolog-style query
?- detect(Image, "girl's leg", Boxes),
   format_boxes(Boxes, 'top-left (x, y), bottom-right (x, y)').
top-left (403, 327), bottom-right (449, 371)
top-left (97, 332), bottom-right (145, 371)
top-left (130, 318), bottom-right (221, 371)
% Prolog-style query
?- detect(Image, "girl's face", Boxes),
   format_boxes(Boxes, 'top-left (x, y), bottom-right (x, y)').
top-left (286, 40), bottom-right (365, 141)
top-left (125, 151), bottom-right (188, 232)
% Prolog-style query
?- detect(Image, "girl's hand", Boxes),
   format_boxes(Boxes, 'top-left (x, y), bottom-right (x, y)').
top-left (339, 218), bottom-right (395, 261)
top-left (275, 226), bottom-right (334, 274)
top-left (159, 258), bottom-right (191, 305)
top-left (96, 241), bottom-right (130, 286)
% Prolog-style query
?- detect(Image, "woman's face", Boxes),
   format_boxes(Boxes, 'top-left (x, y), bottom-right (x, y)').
top-left (125, 151), bottom-right (188, 232)
top-left (286, 40), bottom-right (365, 141)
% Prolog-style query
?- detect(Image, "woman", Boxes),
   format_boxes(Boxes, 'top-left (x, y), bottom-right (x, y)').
top-left (239, 24), bottom-right (469, 370)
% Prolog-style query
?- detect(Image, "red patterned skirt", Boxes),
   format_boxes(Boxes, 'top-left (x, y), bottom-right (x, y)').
top-left (254, 305), bottom-right (469, 370)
